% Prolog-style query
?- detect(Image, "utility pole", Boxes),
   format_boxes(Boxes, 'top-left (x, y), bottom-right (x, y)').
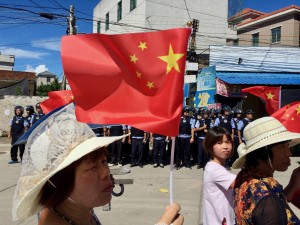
top-left (189, 19), bottom-right (199, 52)
top-left (67, 5), bottom-right (77, 35)
top-left (187, 19), bottom-right (199, 62)
top-left (62, 5), bottom-right (77, 90)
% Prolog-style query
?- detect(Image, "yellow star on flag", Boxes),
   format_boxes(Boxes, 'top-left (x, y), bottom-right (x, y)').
top-left (146, 81), bottom-right (154, 89)
top-left (130, 54), bottom-right (138, 64)
top-left (266, 92), bottom-right (274, 100)
top-left (64, 94), bottom-right (74, 102)
top-left (136, 71), bottom-right (142, 78)
top-left (296, 105), bottom-right (300, 115)
top-left (138, 42), bottom-right (147, 51)
top-left (158, 44), bottom-right (185, 74)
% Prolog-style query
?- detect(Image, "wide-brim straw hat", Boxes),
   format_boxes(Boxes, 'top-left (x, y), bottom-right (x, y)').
top-left (232, 116), bottom-right (300, 169)
top-left (12, 103), bottom-right (128, 221)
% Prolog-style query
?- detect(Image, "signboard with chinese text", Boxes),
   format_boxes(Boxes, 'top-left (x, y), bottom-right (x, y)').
top-left (216, 78), bottom-right (246, 98)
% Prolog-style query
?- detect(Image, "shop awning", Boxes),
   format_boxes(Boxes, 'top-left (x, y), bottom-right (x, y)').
top-left (216, 72), bottom-right (300, 85)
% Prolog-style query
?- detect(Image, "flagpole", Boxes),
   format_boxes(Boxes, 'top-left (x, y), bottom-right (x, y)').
top-left (170, 137), bottom-right (176, 204)
top-left (279, 86), bottom-right (282, 108)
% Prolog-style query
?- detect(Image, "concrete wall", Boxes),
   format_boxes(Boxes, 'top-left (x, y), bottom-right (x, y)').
top-left (0, 95), bottom-right (47, 136)
top-left (37, 76), bottom-right (56, 87)
top-left (228, 14), bottom-right (300, 47)
top-left (93, 0), bottom-right (236, 52)
top-left (0, 54), bottom-right (14, 71)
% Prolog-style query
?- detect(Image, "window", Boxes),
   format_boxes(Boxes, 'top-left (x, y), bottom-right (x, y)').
top-left (117, 1), bottom-right (122, 21)
top-left (130, 0), bottom-right (136, 11)
top-left (252, 33), bottom-right (259, 46)
top-left (271, 27), bottom-right (281, 43)
top-left (105, 13), bottom-right (109, 31)
top-left (233, 39), bottom-right (239, 46)
top-left (97, 21), bottom-right (101, 33)
top-left (46, 77), bottom-right (51, 82)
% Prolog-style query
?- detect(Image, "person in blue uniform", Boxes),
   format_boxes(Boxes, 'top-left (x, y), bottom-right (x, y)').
top-left (194, 109), bottom-right (211, 169)
top-left (229, 108), bottom-right (243, 166)
top-left (128, 126), bottom-right (146, 168)
top-left (237, 109), bottom-right (254, 144)
top-left (31, 103), bottom-right (45, 126)
top-left (92, 126), bottom-right (106, 137)
top-left (215, 108), bottom-right (222, 120)
top-left (150, 133), bottom-right (167, 168)
top-left (191, 107), bottom-right (200, 166)
top-left (209, 108), bottom-right (216, 128)
top-left (24, 105), bottom-right (35, 129)
top-left (175, 106), bottom-right (194, 170)
top-left (214, 105), bottom-right (233, 135)
top-left (107, 125), bottom-right (126, 166)
top-left (214, 105), bottom-right (234, 169)
top-left (8, 106), bottom-right (28, 164)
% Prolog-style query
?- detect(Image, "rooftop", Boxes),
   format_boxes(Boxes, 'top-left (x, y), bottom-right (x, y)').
top-left (0, 70), bottom-right (36, 81)
top-left (237, 5), bottom-right (300, 28)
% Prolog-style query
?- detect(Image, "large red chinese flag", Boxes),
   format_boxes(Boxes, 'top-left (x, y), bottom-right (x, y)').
top-left (40, 90), bottom-right (74, 114)
top-left (242, 86), bottom-right (280, 115)
top-left (61, 28), bottom-right (191, 136)
top-left (271, 101), bottom-right (300, 133)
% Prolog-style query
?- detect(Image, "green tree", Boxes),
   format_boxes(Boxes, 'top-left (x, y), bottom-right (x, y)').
top-left (36, 78), bottom-right (61, 96)
top-left (15, 86), bottom-right (22, 95)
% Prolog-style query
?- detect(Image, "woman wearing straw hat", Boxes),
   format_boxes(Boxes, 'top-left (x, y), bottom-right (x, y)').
top-left (12, 104), bottom-right (183, 225)
top-left (232, 116), bottom-right (300, 225)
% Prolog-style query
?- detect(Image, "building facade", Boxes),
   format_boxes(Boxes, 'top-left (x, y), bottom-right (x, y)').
top-left (0, 53), bottom-right (14, 71)
top-left (0, 70), bottom-right (36, 96)
top-left (227, 5), bottom-right (300, 47)
top-left (93, 0), bottom-right (237, 53)
top-left (36, 71), bottom-right (57, 87)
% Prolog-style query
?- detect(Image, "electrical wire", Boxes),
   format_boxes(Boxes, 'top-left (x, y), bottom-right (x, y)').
top-left (183, 0), bottom-right (191, 21)
top-left (0, 2), bottom-right (299, 52)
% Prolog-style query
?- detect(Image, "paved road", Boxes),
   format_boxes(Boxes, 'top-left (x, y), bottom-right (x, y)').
top-left (0, 137), bottom-right (299, 225)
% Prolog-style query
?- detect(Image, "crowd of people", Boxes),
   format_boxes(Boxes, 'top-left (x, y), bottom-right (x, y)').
top-left (11, 104), bottom-right (183, 225)
top-left (7, 102), bottom-right (300, 225)
top-left (7, 103), bottom-right (45, 164)
top-left (8, 103), bottom-right (256, 168)
top-left (91, 105), bottom-right (255, 170)
top-left (202, 116), bottom-right (300, 225)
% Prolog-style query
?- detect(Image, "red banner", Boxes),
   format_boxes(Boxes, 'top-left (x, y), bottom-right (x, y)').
top-left (40, 90), bottom-right (74, 114)
top-left (271, 101), bottom-right (300, 133)
top-left (242, 86), bottom-right (280, 115)
top-left (61, 28), bottom-right (191, 136)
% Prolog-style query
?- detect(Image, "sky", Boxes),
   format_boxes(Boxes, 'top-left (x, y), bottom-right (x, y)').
top-left (0, 0), bottom-right (299, 79)
top-left (0, 0), bottom-right (99, 80)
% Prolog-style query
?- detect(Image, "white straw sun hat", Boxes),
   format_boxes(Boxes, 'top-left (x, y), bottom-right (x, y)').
top-left (232, 116), bottom-right (300, 169)
top-left (12, 103), bottom-right (128, 221)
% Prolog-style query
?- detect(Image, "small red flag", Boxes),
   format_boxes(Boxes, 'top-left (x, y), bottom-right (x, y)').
top-left (40, 90), bottom-right (74, 114)
top-left (61, 28), bottom-right (191, 136)
top-left (242, 86), bottom-right (280, 115)
top-left (271, 101), bottom-right (300, 133)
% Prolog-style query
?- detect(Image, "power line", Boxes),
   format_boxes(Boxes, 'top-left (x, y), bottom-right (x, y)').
top-left (0, 2), bottom-right (63, 10)
top-left (27, 0), bottom-right (45, 10)
top-left (0, 3), bottom-right (299, 49)
top-left (183, 0), bottom-right (191, 21)
top-left (147, 0), bottom-right (227, 20)
top-left (47, 0), bottom-right (68, 11)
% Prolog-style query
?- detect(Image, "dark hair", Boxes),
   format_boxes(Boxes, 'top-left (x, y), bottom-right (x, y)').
top-left (244, 141), bottom-right (289, 169)
top-left (39, 147), bottom-right (108, 208)
top-left (234, 141), bottom-right (291, 187)
top-left (203, 126), bottom-right (233, 159)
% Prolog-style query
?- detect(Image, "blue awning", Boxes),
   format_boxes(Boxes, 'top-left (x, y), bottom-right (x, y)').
top-left (216, 72), bottom-right (300, 85)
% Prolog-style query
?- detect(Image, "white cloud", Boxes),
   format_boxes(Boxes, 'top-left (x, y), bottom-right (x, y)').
top-left (0, 47), bottom-right (48, 59)
top-left (26, 64), bottom-right (48, 74)
top-left (31, 38), bottom-right (61, 51)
